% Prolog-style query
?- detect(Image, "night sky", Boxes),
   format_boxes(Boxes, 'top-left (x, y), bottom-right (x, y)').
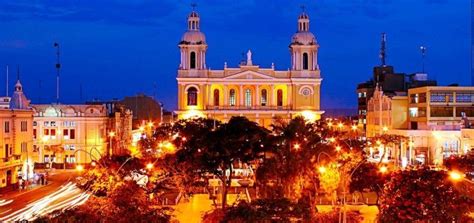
top-left (0, 0), bottom-right (470, 110)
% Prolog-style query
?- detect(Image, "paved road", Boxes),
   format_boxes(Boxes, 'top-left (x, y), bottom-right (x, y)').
top-left (0, 170), bottom-right (88, 221)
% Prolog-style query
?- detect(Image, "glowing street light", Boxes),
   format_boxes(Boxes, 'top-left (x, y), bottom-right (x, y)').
top-left (337, 123), bottom-right (344, 129)
top-left (382, 126), bottom-right (389, 132)
top-left (449, 171), bottom-right (464, 182)
top-left (147, 122), bottom-right (154, 128)
top-left (146, 163), bottom-right (154, 170)
top-left (318, 166), bottom-right (327, 174)
top-left (335, 146), bottom-right (342, 152)
top-left (351, 125), bottom-right (357, 131)
top-left (293, 143), bottom-right (300, 150)
top-left (76, 164), bottom-right (84, 172)
top-left (91, 161), bottom-right (97, 167)
top-left (379, 166), bottom-right (388, 174)
top-left (139, 126), bottom-right (145, 132)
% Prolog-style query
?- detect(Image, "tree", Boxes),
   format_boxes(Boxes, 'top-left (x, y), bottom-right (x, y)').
top-left (444, 154), bottom-right (474, 174)
top-left (349, 161), bottom-right (387, 205)
top-left (379, 168), bottom-right (473, 222)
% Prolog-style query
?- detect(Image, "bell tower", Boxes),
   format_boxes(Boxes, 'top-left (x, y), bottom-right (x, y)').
top-left (289, 10), bottom-right (319, 74)
top-left (178, 5), bottom-right (207, 73)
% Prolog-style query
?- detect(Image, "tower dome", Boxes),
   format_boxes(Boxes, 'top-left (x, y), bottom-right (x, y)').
top-left (180, 10), bottom-right (206, 44)
top-left (291, 12), bottom-right (317, 45)
top-left (10, 79), bottom-right (30, 110)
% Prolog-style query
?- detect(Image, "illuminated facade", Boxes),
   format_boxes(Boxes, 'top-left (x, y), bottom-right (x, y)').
top-left (176, 9), bottom-right (323, 126)
top-left (368, 86), bottom-right (474, 165)
top-left (31, 104), bottom-right (110, 167)
top-left (0, 80), bottom-right (34, 189)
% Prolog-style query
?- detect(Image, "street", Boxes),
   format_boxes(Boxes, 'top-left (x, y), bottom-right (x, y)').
top-left (0, 170), bottom-right (88, 221)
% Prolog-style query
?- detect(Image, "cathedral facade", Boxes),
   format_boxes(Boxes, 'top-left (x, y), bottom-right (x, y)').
top-left (176, 9), bottom-right (323, 127)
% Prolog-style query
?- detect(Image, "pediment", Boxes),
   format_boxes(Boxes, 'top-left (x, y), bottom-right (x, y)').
top-left (224, 70), bottom-right (274, 80)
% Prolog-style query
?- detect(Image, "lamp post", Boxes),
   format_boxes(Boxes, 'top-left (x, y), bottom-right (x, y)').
top-left (108, 131), bottom-right (115, 157)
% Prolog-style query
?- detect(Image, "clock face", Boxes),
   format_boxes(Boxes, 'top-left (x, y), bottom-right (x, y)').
top-left (301, 88), bottom-right (311, 96)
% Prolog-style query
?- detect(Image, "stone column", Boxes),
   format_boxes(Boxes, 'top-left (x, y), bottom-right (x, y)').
top-left (223, 85), bottom-right (228, 107)
top-left (256, 85), bottom-right (260, 107)
top-left (270, 85), bottom-right (275, 107)
top-left (287, 84), bottom-right (292, 108)
top-left (240, 85), bottom-right (244, 106)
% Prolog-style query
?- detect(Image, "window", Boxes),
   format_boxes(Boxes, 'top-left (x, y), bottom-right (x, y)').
top-left (213, 89), bottom-right (220, 106)
top-left (190, 52), bottom-right (196, 69)
top-left (456, 107), bottom-right (474, 117)
top-left (21, 121), bottom-right (27, 132)
top-left (50, 121), bottom-right (57, 127)
top-left (63, 121), bottom-right (76, 127)
top-left (70, 129), bottom-right (76, 139)
top-left (51, 129), bottom-right (56, 136)
top-left (277, 89), bottom-right (283, 106)
top-left (302, 53), bottom-right (309, 70)
top-left (44, 129), bottom-right (50, 135)
top-left (4, 144), bottom-right (8, 157)
top-left (456, 93), bottom-right (474, 103)
top-left (187, 87), bottom-right (198, 106)
top-left (229, 89), bottom-right (236, 106)
top-left (33, 129), bottom-right (37, 139)
top-left (430, 107), bottom-right (453, 117)
top-left (66, 155), bottom-right (76, 163)
top-left (21, 142), bottom-right (27, 153)
top-left (44, 121), bottom-right (50, 127)
top-left (431, 92), bottom-right (453, 103)
top-left (4, 121), bottom-right (9, 133)
top-left (63, 129), bottom-right (69, 139)
top-left (44, 155), bottom-right (50, 163)
top-left (261, 89), bottom-right (267, 106)
top-left (33, 121), bottom-right (37, 126)
top-left (245, 89), bottom-right (252, 107)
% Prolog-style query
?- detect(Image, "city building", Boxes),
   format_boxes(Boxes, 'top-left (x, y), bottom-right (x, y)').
top-left (366, 85), bottom-right (474, 166)
top-left (356, 34), bottom-right (436, 129)
top-left (31, 104), bottom-right (111, 168)
top-left (366, 86), bottom-right (408, 137)
top-left (176, 9), bottom-right (323, 126)
top-left (0, 80), bottom-right (34, 191)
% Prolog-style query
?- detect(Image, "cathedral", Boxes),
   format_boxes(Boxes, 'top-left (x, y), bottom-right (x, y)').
top-left (176, 8), bottom-right (323, 127)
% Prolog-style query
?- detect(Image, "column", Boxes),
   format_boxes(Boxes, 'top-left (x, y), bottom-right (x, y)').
top-left (223, 85), bottom-right (228, 107)
top-left (207, 84), bottom-right (211, 109)
top-left (178, 84), bottom-right (183, 109)
top-left (287, 84), bottom-right (292, 108)
top-left (240, 85), bottom-right (244, 106)
top-left (255, 85), bottom-right (260, 107)
top-left (270, 85), bottom-right (275, 107)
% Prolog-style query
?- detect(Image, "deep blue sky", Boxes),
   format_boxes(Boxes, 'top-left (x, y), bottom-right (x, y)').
top-left (0, 0), bottom-right (470, 110)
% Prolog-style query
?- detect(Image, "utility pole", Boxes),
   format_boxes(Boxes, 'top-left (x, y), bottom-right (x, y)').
top-left (420, 46), bottom-right (427, 73)
top-left (54, 42), bottom-right (61, 104)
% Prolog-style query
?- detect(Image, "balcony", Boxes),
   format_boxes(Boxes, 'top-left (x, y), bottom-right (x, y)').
top-left (205, 105), bottom-right (292, 111)
top-left (0, 155), bottom-right (22, 169)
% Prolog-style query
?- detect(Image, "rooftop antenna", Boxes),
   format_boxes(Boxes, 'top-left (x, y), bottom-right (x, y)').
top-left (5, 65), bottom-right (8, 97)
top-left (420, 46), bottom-right (427, 73)
top-left (54, 42), bottom-right (61, 104)
top-left (379, 32), bottom-right (387, 66)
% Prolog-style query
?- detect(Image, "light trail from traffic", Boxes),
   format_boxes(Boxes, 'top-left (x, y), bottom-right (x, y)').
top-left (0, 182), bottom-right (90, 222)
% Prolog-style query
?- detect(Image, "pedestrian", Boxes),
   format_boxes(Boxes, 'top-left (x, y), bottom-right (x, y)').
top-left (41, 174), bottom-right (45, 185)
top-left (18, 178), bottom-right (23, 191)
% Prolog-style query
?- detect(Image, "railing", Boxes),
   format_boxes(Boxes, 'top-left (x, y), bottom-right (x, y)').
top-left (205, 105), bottom-right (292, 111)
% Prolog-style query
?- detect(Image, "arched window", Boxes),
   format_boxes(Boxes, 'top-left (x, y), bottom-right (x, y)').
top-left (302, 53), bottom-right (309, 70)
top-left (245, 89), bottom-right (252, 107)
top-left (229, 89), bottom-right (236, 106)
top-left (261, 89), bottom-right (267, 106)
top-left (213, 89), bottom-right (219, 106)
top-left (187, 87), bottom-right (198, 106)
top-left (277, 89), bottom-right (283, 107)
top-left (190, 52), bottom-right (196, 69)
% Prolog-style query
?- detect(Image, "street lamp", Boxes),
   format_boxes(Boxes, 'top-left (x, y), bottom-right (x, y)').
top-left (76, 164), bottom-right (84, 172)
top-left (108, 131), bottom-right (115, 157)
top-left (335, 146), bottom-right (342, 152)
top-left (449, 170), bottom-right (464, 182)
top-left (293, 143), bottom-right (300, 150)
top-left (379, 166), bottom-right (388, 174)
top-left (146, 163), bottom-right (153, 170)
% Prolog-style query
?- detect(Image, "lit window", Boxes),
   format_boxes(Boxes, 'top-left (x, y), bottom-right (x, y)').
top-left (261, 89), bottom-right (267, 106)
top-left (187, 87), bottom-right (198, 106)
top-left (277, 89), bottom-right (283, 107)
top-left (245, 89), bottom-right (252, 107)
top-left (229, 89), bottom-right (236, 106)
top-left (213, 89), bottom-right (219, 106)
